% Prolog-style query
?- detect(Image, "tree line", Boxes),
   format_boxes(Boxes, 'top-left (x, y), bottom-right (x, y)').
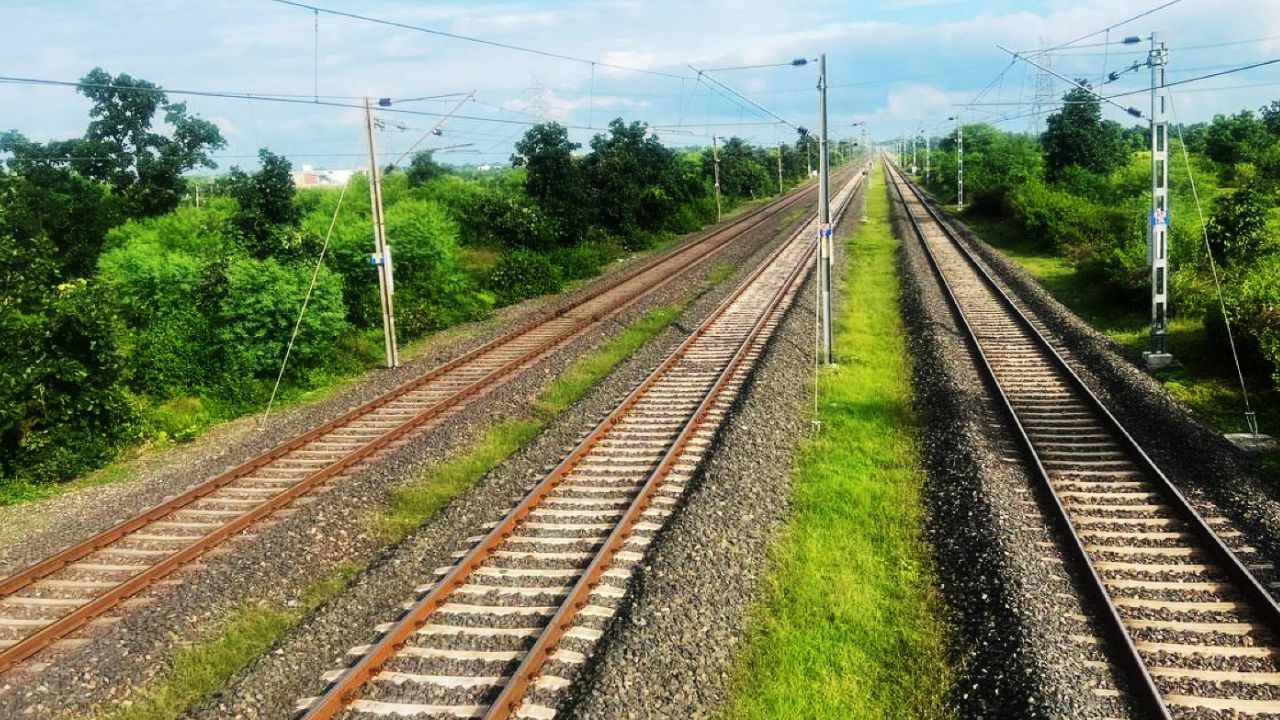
top-left (921, 82), bottom-right (1280, 398)
top-left (0, 68), bottom-right (831, 494)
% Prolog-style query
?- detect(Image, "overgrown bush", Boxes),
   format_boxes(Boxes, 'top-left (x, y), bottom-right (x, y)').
top-left (216, 258), bottom-right (348, 380)
top-left (0, 280), bottom-right (140, 483)
top-left (1209, 255), bottom-right (1280, 384)
top-left (486, 249), bottom-right (563, 306)
top-left (550, 239), bottom-right (621, 281)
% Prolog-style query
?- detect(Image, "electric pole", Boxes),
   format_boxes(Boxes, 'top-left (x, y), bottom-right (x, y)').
top-left (1145, 33), bottom-right (1173, 368)
top-left (956, 118), bottom-right (964, 208)
top-left (777, 142), bottom-right (784, 195)
top-left (363, 98), bottom-right (399, 369)
top-left (911, 131), bottom-right (917, 176)
top-left (712, 134), bottom-right (722, 222)
top-left (925, 130), bottom-right (931, 184)
top-left (817, 53), bottom-right (833, 365)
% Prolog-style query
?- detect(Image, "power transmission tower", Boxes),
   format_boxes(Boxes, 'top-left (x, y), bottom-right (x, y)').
top-left (1030, 38), bottom-right (1055, 134)
top-left (1145, 32), bottom-right (1173, 369)
top-left (362, 98), bottom-right (399, 368)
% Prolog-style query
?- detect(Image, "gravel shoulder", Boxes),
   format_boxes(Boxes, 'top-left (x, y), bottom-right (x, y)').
top-left (892, 180), bottom-right (1132, 718)
top-left (0, 207), bottom-right (809, 719)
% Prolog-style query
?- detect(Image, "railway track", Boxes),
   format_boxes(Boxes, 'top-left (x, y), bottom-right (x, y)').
top-left (293, 167), bottom-right (866, 720)
top-left (887, 159), bottom-right (1280, 719)
top-left (0, 174), bottom-right (843, 677)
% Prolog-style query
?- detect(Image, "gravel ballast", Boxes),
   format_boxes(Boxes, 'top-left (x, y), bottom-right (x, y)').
top-left (922, 192), bottom-right (1280, 572)
top-left (0, 202), bottom-right (813, 719)
top-left (891, 179), bottom-right (1133, 718)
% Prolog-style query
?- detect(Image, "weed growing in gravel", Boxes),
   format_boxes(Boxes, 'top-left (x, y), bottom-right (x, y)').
top-left (724, 167), bottom-right (953, 719)
top-left (92, 563), bottom-right (361, 720)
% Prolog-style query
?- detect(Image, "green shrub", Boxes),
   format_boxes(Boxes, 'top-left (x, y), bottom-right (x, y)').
top-left (485, 249), bottom-right (563, 306)
top-left (1209, 255), bottom-right (1280, 386)
top-left (216, 258), bottom-right (348, 380)
top-left (550, 240), bottom-right (620, 281)
top-left (147, 395), bottom-right (208, 442)
top-left (0, 280), bottom-right (140, 483)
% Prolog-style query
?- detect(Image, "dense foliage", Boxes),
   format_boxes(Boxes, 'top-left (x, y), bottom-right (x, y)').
top-left (923, 86), bottom-right (1280, 390)
top-left (0, 68), bottom-right (827, 491)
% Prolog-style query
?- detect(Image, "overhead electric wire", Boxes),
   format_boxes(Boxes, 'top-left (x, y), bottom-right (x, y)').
top-left (689, 65), bottom-right (798, 130)
top-left (0, 75), bottom-right (597, 130)
top-left (266, 0), bottom-right (688, 80)
top-left (1027, 0), bottom-right (1185, 56)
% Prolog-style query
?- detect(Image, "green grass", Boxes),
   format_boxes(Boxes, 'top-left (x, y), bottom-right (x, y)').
top-left (723, 165), bottom-right (952, 719)
top-left (0, 464), bottom-right (136, 507)
top-left (964, 214), bottom-right (1280, 474)
top-left (93, 563), bottom-right (360, 720)
top-left (376, 304), bottom-right (685, 540)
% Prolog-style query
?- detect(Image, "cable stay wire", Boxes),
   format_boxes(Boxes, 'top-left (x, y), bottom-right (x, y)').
top-left (266, 0), bottom-right (689, 80)
top-left (688, 65), bottom-right (798, 130)
top-left (1166, 88), bottom-right (1259, 436)
top-left (995, 45), bottom-right (1145, 117)
top-left (388, 91), bottom-right (476, 169)
top-left (1102, 58), bottom-right (1280, 99)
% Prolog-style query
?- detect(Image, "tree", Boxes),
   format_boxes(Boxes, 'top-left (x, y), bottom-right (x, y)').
top-left (512, 122), bottom-right (584, 244)
top-left (1203, 110), bottom-right (1270, 167)
top-left (0, 135), bottom-right (119, 279)
top-left (406, 150), bottom-right (447, 186)
top-left (1259, 100), bottom-right (1280, 137)
top-left (583, 119), bottom-right (690, 242)
top-left (1041, 83), bottom-right (1126, 180)
top-left (709, 137), bottom-right (771, 199)
top-left (70, 68), bottom-right (226, 217)
top-left (1206, 187), bottom-right (1276, 266)
top-left (226, 149), bottom-right (304, 259)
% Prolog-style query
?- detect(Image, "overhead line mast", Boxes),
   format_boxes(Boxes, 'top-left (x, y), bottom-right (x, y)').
top-left (1146, 32), bottom-right (1173, 368)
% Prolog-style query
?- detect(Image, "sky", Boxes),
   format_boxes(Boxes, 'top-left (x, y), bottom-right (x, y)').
top-left (2, 0), bottom-right (1279, 171)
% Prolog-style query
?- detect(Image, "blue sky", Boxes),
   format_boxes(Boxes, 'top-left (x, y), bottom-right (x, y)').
top-left (3, 0), bottom-right (1278, 171)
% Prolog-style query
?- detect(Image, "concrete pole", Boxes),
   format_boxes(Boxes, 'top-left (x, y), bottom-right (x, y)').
top-left (363, 98), bottom-right (399, 369)
top-left (712, 134), bottom-right (722, 223)
top-left (957, 119), bottom-right (965, 208)
top-left (817, 53), bottom-right (833, 365)
top-left (777, 142), bottom-right (784, 194)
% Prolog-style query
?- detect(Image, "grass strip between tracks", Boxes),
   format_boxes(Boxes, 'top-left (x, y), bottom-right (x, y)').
top-left (723, 167), bottom-right (952, 719)
top-left (92, 563), bottom-right (361, 720)
top-left (83, 300), bottom-right (691, 720)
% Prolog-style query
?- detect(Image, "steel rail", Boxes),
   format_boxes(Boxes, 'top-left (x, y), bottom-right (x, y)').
top-left (300, 169), bottom-right (864, 720)
top-left (887, 159), bottom-right (1280, 717)
top-left (0, 176), bottom-right (832, 675)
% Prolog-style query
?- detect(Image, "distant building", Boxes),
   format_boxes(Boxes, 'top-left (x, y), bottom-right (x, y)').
top-left (291, 164), bottom-right (358, 188)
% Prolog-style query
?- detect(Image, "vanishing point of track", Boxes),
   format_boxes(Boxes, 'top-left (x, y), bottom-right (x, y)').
top-left (0, 175), bottom-right (839, 676)
top-left (888, 159), bottom-right (1280, 719)
top-left (293, 170), bottom-right (867, 720)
